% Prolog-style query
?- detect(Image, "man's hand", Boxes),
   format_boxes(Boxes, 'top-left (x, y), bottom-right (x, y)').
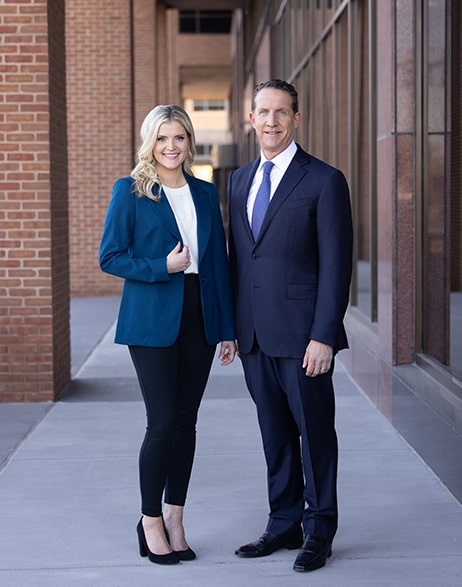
top-left (302, 340), bottom-right (333, 377)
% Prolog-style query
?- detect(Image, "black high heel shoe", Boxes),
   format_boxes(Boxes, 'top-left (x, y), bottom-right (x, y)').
top-left (136, 518), bottom-right (180, 565)
top-left (162, 517), bottom-right (197, 561)
top-left (173, 546), bottom-right (196, 562)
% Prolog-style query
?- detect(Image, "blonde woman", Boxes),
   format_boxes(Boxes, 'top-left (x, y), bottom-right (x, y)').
top-left (100, 105), bottom-right (236, 565)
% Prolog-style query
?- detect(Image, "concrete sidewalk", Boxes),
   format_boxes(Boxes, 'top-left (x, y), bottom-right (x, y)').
top-left (0, 298), bottom-right (461, 586)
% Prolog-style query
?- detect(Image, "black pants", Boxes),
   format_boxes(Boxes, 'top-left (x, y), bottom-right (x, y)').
top-left (129, 275), bottom-right (215, 517)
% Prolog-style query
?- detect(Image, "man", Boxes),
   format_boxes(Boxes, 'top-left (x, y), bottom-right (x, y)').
top-left (228, 79), bottom-right (353, 573)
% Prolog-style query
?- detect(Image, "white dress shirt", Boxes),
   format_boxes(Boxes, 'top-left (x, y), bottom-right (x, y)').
top-left (246, 141), bottom-right (298, 224)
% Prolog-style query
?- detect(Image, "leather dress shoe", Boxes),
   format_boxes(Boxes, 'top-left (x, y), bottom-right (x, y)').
top-left (293, 534), bottom-right (332, 572)
top-left (235, 527), bottom-right (303, 558)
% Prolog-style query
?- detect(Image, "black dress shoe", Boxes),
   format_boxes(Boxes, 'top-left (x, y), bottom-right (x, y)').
top-left (235, 527), bottom-right (303, 558)
top-left (293, 534), bottom-right (332, 572)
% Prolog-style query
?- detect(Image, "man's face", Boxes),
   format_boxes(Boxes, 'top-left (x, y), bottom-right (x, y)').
top-left (249, 88), bottom-right (301, 159)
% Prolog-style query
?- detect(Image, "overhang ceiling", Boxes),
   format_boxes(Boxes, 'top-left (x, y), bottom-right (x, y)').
top-left (180, 65), bottom-right (231, 85)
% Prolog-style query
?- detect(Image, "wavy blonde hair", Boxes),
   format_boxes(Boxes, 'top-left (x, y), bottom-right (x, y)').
top-left (131, 104), bottom-right (196, 200)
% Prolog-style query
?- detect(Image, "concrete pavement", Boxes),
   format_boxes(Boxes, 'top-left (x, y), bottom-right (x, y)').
top-left (0, 297), bottom-right (461, 586)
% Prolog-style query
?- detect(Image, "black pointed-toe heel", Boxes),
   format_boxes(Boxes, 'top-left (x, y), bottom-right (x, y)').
top-left (136, 518), bottom-right (180, 565)
top-left (162, 517), bottom-right (197, 561)
top-left (174, 546), bottom-right (196, 561)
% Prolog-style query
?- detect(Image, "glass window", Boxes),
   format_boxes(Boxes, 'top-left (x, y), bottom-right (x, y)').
top-left (450, 3), bottom-right (462, 380)
top-left (193, 100), bottom-right (226, 111)
top-left (354, 0), bottom-right (376, 320)
top-left (420, 0), bottom-right (461, 381)
top-left (179, 11), bottom-right (232, 34)
top-left (195, 144), bottom-right (213, 157)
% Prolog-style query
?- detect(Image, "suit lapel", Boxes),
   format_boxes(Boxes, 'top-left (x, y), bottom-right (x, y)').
top-left (146, 179), bottom-right (213, 264)
top-left (237, 160), bottom-right (259, 242)
top-left (189, 179), bottom-right (211, 265)
top-left (147, 188), bottom-right (182, 241)
top-left (256, 149), bottom-right (310, 242)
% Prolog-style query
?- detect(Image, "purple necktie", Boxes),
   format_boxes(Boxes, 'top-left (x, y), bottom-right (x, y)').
top-left (251, 160), bottom-right (274, 239)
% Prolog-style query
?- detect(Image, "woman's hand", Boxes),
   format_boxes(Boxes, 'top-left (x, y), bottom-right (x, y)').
top-left (219, 340), bottom-right (236, 365)
top-left (166, 241), bottom-right (191, 273)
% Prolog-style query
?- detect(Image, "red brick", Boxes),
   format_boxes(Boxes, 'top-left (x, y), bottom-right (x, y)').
top-left (1, 0), bottom-right (70, 402)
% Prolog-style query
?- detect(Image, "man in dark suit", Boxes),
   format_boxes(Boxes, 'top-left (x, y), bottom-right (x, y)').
top-left (228, 79), bottom-right (353, 572)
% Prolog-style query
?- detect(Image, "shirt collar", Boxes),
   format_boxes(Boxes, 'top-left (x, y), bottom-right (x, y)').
top-left (259, 141), bottom-right (297, 172)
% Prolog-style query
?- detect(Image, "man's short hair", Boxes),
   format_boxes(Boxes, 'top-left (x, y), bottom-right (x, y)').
top-left (252, 79), bottom-right (299, 114)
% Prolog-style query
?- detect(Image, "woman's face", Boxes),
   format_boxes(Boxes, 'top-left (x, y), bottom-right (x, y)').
top-left (153, 120), bottom-right (190, 174)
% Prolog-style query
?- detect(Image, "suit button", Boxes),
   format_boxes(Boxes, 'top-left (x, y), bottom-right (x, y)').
top-left (253, 254), bottom-right (259, 259)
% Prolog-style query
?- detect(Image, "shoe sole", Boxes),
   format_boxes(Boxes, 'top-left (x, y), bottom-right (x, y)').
top-left (293, 547), bottom-right (332, 572)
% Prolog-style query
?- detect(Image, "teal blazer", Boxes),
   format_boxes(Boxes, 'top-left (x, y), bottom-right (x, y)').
top-left (99, 174), bottom-right (235, 347)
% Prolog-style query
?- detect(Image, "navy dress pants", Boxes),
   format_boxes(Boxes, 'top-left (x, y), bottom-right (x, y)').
top-left (241, 343), bottom-right (338, 542)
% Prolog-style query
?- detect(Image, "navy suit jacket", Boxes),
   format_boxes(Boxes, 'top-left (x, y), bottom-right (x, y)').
top-left (99, 174), bottom-right (235, 347)
top-left (228, 145), bottom-right (353, 358)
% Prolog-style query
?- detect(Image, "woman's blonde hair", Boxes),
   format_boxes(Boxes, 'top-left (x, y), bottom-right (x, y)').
top-left (131, 104), bottom-right (196, 200)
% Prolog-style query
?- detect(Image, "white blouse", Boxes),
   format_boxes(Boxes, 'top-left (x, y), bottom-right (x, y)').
top-left (163, 184), bottom-right (199, 274)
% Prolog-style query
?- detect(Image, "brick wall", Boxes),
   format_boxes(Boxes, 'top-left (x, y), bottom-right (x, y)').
top-left (0, 0), bottom-right (70, 401)
top-left (177, 34), bottom-right (231, 67)
top-left (66, 0), bottom-right (133, 296)
top-left (132, 0), bottom-right (157, 141)
top-left (66, 0), bottom-right (186, 297)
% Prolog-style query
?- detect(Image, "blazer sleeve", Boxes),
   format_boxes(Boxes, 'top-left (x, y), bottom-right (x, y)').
top-left (209, 186), bottom-right (236, 341)
top-left (99, 178), bottom-right (170, 283)
top-left (309, 168), bottom-right (353, 347)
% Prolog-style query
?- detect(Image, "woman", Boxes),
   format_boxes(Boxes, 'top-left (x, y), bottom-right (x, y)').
top-left (99, 105), bottom-right (236, 565)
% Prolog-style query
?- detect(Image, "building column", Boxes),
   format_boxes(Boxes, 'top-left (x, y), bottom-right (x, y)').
top-left (0, 0), bottom-right (70, 401)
